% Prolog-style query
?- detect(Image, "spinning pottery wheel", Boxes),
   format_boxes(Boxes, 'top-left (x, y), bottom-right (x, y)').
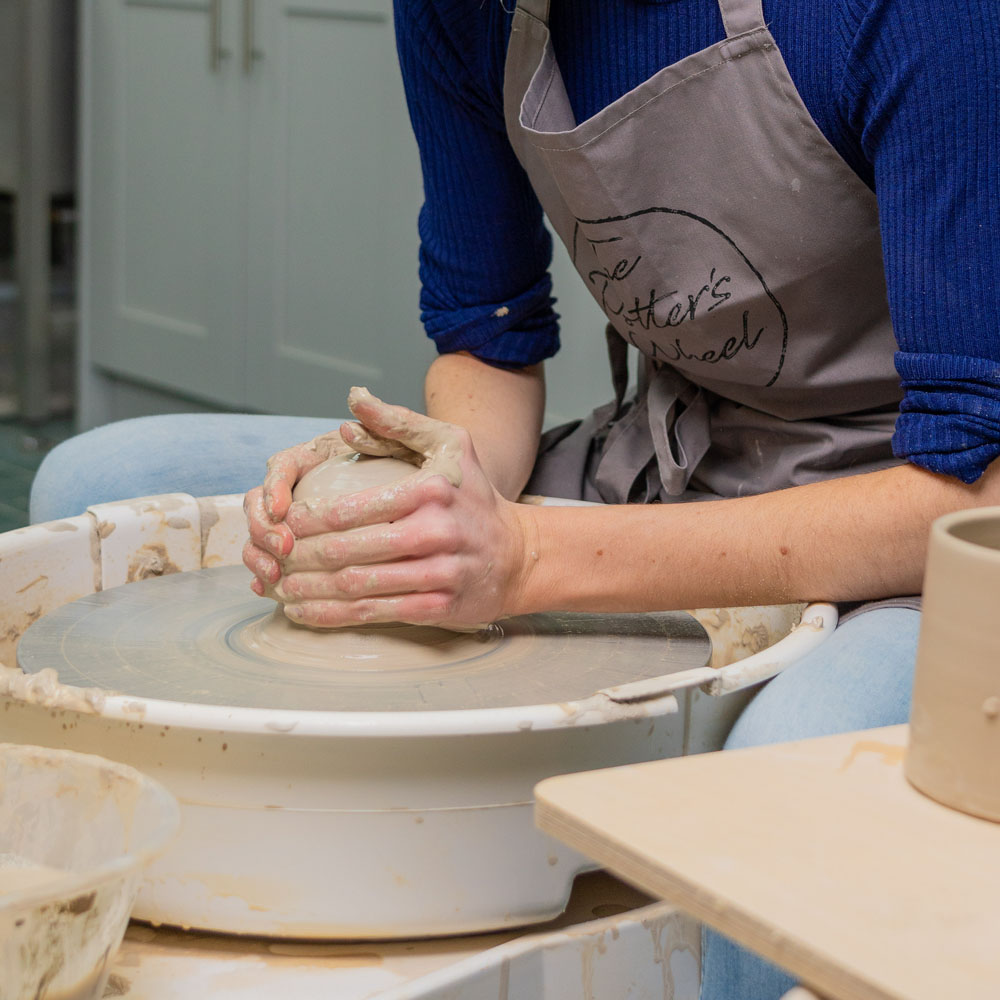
top-left (17, 566), bottom-right (711, 714)
top-left (0, 468), bottom-right (837, 938)
top-left (12, 564), bottom-right (714, 939)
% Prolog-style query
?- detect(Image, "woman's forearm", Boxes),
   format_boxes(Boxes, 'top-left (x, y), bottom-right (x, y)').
top-left (424, 351), bottom-right (545, 500)
top-left (510, 458), bottom-right (1000, 615)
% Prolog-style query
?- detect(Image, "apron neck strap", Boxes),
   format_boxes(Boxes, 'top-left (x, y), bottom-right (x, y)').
top-left (514, 0), bottom-right (550, 24)
top-left (717, 0), bottom-right (766, 37)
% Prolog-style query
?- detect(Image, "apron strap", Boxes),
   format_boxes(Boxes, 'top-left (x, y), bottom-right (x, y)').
top-left (717, 0), bottom-right (766, 38)
top-left (646, 365), bottom-right (712, 498)
top-left (605, 324), bottom-right (630, 420)
top-left (591, 360), bottom-right (713, 503)
top-left (514, 0), bottom-right (550, 24)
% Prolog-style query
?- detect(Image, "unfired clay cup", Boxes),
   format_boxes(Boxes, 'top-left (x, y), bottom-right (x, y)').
top-left (905, 506), bottom-right (1000, 821)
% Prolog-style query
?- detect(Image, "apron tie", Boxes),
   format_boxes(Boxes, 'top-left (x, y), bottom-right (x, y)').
top-left (592, 346), bottom-right (713, 503)
top-left (648, 364), bottom-right (712, 498)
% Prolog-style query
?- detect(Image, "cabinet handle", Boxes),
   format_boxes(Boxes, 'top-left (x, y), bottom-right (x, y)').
top-left (209, 0), bottom-right (230, 72)
top-left (243, 0), bottom-right (264, 74)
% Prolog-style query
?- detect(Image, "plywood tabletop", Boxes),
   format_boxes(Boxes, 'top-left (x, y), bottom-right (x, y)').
top-left (535, 725), bottom-right (1000, 1000)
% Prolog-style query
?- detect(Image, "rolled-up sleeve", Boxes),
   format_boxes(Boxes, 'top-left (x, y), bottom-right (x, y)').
top-left (841, 0), bottom-right (1000, 482)
top-left (894, 353), bottom-right (1000, 482)
top-left (394, 0), bottom-right (559, 368)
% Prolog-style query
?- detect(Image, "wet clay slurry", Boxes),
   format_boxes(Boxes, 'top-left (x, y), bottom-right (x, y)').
top-left (238, 607), bottom-right (500, 672)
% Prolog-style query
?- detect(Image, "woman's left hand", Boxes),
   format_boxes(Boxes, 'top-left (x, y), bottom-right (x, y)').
top-left (274, 388), bottom-right (535, 630)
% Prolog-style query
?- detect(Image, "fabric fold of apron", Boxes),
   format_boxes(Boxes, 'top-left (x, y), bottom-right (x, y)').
top-left (505, 0), bottom-right (906, 507)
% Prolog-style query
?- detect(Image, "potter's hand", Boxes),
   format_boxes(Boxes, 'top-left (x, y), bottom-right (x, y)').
top-left (274, 388), bottom-right (533, 630)
top-left (242, 429), bottom-right (357, 592)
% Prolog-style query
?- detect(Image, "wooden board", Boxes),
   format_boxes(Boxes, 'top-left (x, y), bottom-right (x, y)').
top-left (535, 725), bottom-right (1000, 1000)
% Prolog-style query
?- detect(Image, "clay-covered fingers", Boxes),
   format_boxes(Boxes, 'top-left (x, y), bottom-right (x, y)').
top-left (281, 512), bottom-right (460, 573)
top-left (343, 387), bottom-right (465, 485)
top-left (282, 591), bottom-right (470, 630)
top-left (261, 430), bottom-right (355, 521)
top-left (244, 486), bottom-right (294, 559)
top-left (243, 486), bottom-right (293, 596)
top-left (242, 537), bottom-right (281, 587)
top-left (278, 554), bottom-right (461, 604)
top-left (336, 421), bottom-right (422, 464)
top-left (283, 472), bottom-right (452, 539)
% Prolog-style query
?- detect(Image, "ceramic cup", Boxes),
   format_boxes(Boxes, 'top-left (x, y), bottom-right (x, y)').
top-left (905, 506), bottom-right (1000, 821)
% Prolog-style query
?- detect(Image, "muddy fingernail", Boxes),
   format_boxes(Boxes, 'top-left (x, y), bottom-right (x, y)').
top-left (284, 605), bottom-right (304, 622)
top-left (264, 531), bottom-right (284, 554)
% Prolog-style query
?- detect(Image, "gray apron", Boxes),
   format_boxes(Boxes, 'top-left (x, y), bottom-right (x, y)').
top-left (506, 0), bottom-right (903, 507)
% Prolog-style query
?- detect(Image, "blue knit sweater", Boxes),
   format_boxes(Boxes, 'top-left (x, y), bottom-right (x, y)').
top-left (394, 0), bottom-right (1000, 483)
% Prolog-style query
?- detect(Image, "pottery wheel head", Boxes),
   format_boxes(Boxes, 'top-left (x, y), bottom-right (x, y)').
top-left (17, 567), bottom-right (712, 713)
top-left (231, 608), bottom-right (502, 672)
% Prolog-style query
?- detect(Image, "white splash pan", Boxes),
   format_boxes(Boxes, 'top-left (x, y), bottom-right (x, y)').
top-left (0, 493), bottom-right (836, 938)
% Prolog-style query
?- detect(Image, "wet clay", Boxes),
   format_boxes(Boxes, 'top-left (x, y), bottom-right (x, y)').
top-left (0, 854), bottom-right (68, 896)
top-left (261, 451), bottom-right (465, 663)
top-left (905, 507), bottom-right (1000, 822)
top-left (292, 453), bottom-right (417, 504)
top-left (0, 662), bottom-right (106, 714)
top-left (237, 608), bottom-right (498, 672)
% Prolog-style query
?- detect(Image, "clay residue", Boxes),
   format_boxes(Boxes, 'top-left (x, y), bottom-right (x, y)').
top-left (126, 543), bottom-right (182, 582)
top-left (16, 575), bottom-right (48, 594)
top-left (166, 517), bottom-right (191, 530)
top-left (42, 520), bottom-right (79, 533)
top-left (103, 973), bottom-right (131, 996)
top-left (791, 613), bottom-right (825, 633)
top-left (236, 608), bottom-right (498, 671)
top-left (0, 663), bottom-right (106, 714)
top-left (89, 521), bottom-right (103, 593)
top-left (198, 498), bottom-right (221, 555)
top-left (691, 604), bottom-right (804, 669)
top-left (839, 739), bottom-right (905, 772)
top-left (3, 606), bottom-right (42, 644)
top-left (135, 496), bottom-right (186, 516)
top-left (97, 520), bottom-right (116, 539)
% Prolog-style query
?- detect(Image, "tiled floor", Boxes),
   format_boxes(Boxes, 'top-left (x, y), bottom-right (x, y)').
top-left (0, 417), bottom-right (75, 532)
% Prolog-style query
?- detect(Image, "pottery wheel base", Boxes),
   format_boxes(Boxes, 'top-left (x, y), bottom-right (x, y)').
top-left (17, 566), bottom-right (711, 713)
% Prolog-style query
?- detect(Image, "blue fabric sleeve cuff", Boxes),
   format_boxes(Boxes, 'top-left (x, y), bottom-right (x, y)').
top-left (892, 352), bottom-right (1000, 483)
top-left (421, 275), bottom-right (561, 367)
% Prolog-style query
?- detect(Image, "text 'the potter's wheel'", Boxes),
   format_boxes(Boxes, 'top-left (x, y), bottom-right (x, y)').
top-left (17, 566), bottom-right (711, 712)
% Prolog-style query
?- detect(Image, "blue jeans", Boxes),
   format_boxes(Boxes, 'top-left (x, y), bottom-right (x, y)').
top-left (29, 415), bottom-right (921, 999)
top-left (700, 607), bottom-right (919, 1000)
top-left (29, 413), bottom-right (339, 522)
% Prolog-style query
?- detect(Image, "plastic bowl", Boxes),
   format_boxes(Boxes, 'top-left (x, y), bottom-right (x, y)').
top-left (0, 744), bottom-right (180, 1000)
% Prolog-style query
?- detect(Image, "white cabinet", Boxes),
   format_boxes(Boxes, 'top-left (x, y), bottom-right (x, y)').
top-left (82, 0), bottom-right (430, 419)
top-left (80, 0), bottom-right (612, 427)
top-left (244, 0), bottom-right (429, 415)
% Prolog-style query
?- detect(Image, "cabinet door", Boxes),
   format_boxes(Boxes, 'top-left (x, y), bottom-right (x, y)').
top-left (86, 0), bottom-right (247, 407)
top-left (244, 0), bottom-right (431, 418)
